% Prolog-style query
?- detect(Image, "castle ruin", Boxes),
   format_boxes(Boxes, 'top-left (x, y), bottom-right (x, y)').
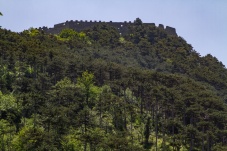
top-left (39, 20), bottom-right (177, 36)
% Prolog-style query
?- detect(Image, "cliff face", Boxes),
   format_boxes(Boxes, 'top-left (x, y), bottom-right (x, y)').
top-left (39, 20), bottom-right (177, 36)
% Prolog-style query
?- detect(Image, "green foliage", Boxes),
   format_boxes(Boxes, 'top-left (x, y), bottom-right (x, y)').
top-left (57, 28), bottom-right (88, 42)
top-left (0, 91), bottom-right (17, 111)
top-left (29, 28), bottom-right (40, 36)
top-left (134, 17), bottom-right (143, 25)
top-left (12, 126), bottom-right (45, 151)
top-left (58, 28), bottom-right (78, 40)
top-left (0, 119), bottom-right (16, 151)
top-left (0, 18), bottom-right (226, 150)
top-left (86, 23), bottom-right (120, 47)
top-left (119, 36), bottom-right (126, 44)
top-left (62, 129), bottom-right (83, 151)
top-left (77, 71), bottom-right (95, 90)
top-left (54, 77), bottom-right (74, 89)
top-left (55, 28), bottom-right (90, 48)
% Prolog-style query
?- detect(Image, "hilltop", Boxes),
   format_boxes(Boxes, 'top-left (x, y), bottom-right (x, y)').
top-left (38, 18), bottom-right (177, 36)
top-left (0, 18), bottom-right (227, 150)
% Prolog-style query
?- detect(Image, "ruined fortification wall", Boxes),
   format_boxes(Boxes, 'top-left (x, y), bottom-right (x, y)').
top-left (39, 20), bottom-right (177, 36)
top-left (165, 26), bottom-right (177, 36)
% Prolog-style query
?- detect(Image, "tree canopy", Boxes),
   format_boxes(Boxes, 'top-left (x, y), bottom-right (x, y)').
top-left (0, 18), bottom-right (226, 150)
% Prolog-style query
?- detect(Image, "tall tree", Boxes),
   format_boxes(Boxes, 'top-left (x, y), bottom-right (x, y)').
top-left (76, 71), bottom-right (100, 151)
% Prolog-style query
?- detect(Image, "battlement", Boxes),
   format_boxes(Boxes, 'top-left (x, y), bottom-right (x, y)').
top-left (39, 20), bottom-right (177, 36)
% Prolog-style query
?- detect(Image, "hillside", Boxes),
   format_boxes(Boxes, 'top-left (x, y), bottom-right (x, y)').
top-left (0, 18), bottom-right (227, 150)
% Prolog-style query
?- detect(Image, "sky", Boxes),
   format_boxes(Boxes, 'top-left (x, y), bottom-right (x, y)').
top-left (1, 0), bottom-right (227, 67)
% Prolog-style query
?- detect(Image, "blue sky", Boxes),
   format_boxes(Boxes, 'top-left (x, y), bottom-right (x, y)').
top-left (1, 0), bottom-right (227, 67)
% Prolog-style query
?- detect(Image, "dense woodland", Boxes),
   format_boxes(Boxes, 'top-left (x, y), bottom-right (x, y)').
top-left (0, 18), bottom-right (227, 151)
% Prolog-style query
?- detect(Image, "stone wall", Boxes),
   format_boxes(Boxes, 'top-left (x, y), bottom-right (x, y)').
top-left (39, 20), bottom-right (177, 36)
top-left (165, 26), bottom-right (177, 36)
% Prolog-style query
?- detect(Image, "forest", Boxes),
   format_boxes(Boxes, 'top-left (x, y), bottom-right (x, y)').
top-left (0, 18), bottom-right (227, 151)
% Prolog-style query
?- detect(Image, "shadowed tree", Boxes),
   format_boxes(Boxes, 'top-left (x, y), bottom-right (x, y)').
top-left (134, 18), bottom-right (143, 25)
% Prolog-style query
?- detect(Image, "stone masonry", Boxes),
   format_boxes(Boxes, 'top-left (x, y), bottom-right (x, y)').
top-left (38, 20), bottom-right (177, 36)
